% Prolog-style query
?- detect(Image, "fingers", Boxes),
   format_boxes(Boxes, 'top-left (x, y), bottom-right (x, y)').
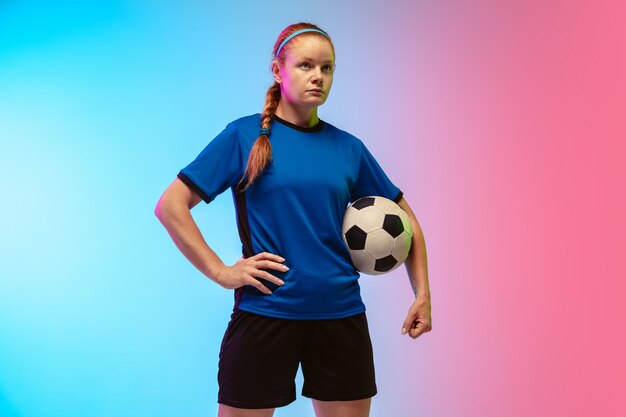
top-left (235, 252), bottom-right (288, 295)
top-left (402, 315), bottom-right (432, 339)
top-left (242, 269), bottom-right (279, 294)
top-left (252, 251), bottom-right (286, 263)
top-left (255, 258), bottom-right (289, 273)
top-left (401, 315), bottom-right (414, 335)
top-left (409, 323), bottom-right (428, 339)
top-left (255, 270), bottom-right (286, 287)
top-left (245, 277), bottom-right (273, 295)
top-left (246, 265), bottom-right (287, 296)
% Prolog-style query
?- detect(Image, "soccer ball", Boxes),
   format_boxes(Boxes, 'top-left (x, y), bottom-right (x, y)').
top-left (342, 196), bottom-right (413, 275)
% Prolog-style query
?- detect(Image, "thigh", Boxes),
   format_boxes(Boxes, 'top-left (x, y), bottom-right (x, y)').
top-left (218, 309), bottom-right (303, 409)
top-left (300, 312), bottom-right (377, 401)
top-left (311, 398), bottom-right (371, 417)
top-left (217, 403), bottom-right (275, 417)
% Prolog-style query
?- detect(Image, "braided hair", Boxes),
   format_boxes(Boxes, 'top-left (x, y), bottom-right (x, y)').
top-left (236, 22), bottom-right (335, 192)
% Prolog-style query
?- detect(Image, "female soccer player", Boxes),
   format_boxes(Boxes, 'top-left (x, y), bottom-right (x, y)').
top-left (155, 22), bottom-right (432, 417)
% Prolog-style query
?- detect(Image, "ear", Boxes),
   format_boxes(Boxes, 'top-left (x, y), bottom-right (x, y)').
top-left (272, 60), bottom-right (282, 84)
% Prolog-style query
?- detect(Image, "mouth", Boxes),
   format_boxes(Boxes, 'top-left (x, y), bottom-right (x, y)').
top-left (308, 89), bottom-right (324, 94)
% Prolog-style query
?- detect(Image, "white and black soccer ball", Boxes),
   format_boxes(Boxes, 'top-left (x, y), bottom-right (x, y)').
top-left (342, 196), bottom-right (413, 275)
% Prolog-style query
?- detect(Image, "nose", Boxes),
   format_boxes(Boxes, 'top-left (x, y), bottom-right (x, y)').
top-left (312, 66), bottom-right (324, 84)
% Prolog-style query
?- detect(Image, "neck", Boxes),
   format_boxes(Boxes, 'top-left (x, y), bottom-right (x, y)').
top-left (275, 101), bottom-right (320, 128)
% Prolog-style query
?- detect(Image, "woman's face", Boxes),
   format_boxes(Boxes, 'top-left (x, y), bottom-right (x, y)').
top-left (273, 35), bottom-right (335, 109)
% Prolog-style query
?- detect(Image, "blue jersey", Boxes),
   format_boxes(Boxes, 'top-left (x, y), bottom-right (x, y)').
top-left (178, 113), bottom-right (402, 319)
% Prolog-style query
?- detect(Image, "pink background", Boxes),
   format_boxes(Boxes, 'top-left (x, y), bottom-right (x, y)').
top-left (359, 1), bottom-right (625, 416)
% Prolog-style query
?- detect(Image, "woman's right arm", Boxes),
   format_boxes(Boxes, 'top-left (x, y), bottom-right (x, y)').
top-left (154, 178), bottom-right (286, 294)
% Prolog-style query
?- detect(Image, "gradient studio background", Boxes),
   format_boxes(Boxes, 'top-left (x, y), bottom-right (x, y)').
top-left (1, 1), bottom-right (624, 416)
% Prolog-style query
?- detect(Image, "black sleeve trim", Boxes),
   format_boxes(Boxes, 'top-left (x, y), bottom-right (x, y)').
top-left (393, 190), bottom-right (404, 204)
top-left (177, 171), bottom-right (211, 204)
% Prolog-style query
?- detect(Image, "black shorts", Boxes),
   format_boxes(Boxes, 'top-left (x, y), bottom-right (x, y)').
top-left (217, 308), bottom-right (377, 409)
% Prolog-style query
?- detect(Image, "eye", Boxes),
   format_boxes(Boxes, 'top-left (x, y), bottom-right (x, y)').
top-left (300, 62), bottom-right (311, 69)
top-left (322, 64), bottom-right (334, 73)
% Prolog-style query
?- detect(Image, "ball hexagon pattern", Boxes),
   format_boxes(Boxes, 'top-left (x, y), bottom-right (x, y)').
top-left (342, 196), bottom-right (413, 275)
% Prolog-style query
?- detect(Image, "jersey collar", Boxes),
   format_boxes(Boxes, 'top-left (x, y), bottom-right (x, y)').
top-left (271, 113), bottom-right (325, 133)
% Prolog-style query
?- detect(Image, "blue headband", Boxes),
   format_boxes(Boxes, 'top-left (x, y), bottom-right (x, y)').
top-left (275, 28), bottom-right (329, 57)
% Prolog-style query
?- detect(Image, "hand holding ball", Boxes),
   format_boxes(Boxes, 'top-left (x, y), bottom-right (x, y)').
top-left (342, 196), bottom-right (413, 275)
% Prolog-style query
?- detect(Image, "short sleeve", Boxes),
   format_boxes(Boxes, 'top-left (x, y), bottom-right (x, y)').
top-left (350, 140), bottom-right (403, 204)
top-left (177, 122), bottom-right (244, 204)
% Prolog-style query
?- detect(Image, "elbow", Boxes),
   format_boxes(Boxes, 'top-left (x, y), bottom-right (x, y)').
top-left (154, 195), bottom-right (173, 224)
top-left (154, 201), bottom-right (163, 220)
top-left (155, 192), bottom-right (191, 225)
top-left (154, 200), bottom-right (166, 224)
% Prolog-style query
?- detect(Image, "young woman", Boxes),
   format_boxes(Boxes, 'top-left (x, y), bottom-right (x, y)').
top-left (155, 22), bottom-right (432, 417)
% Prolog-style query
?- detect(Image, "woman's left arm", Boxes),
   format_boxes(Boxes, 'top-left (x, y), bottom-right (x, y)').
top-left (397, 196), bottom-right (432, 339)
